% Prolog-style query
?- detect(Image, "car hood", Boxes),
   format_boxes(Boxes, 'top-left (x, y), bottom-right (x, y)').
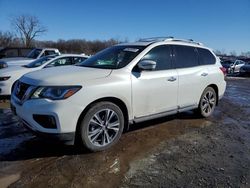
top-left (0, 65), bottom-right (36, 77)
top-left (0, 57), bottom-right (34, 65)
top-left (20, 65), bottom-right (112, 86)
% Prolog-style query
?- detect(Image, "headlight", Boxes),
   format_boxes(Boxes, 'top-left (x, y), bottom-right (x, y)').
top-left (0, 76), bottom-right (11, 81)
top-left (31, 86), bottom-right (82, 100)
top-left (0, 62), bottom-right (8, 69)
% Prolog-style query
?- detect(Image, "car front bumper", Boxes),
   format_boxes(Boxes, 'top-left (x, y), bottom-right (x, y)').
top-left (11, 95), bottom-right (85, 144)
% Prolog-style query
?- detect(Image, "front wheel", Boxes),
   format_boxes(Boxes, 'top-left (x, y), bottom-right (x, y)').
top-left (197, 87), bottom-right (217, 118)
top-left (79, 102), bottom-right (124, 152)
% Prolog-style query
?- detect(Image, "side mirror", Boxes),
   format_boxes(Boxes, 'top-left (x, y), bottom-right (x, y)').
top-left (138, 60), bottom-right (156, 71)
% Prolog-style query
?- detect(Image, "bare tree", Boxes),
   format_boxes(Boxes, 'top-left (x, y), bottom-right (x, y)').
top-left (11, 15), bottom-right (47, 47)
top-left (0, 31), bottom-right (22, 47)
top-left (0, 31), bottom-right (14, 47)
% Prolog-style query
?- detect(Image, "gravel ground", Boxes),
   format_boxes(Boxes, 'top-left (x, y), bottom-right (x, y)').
top-left (0, 77), bottom-right (250, 188)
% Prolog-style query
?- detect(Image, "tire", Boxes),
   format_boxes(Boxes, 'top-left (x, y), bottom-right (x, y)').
top-left (79, 102), bottom-right (124, 152)
top-left (197, 87), bottom-right (217, 118)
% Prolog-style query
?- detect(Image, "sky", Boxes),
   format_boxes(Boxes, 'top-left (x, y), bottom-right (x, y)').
top-left (0, 0), bottom-right (249, 54)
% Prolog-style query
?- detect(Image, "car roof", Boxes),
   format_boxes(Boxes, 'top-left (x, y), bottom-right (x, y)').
top-left (116, 37), bottom-right (205, 48)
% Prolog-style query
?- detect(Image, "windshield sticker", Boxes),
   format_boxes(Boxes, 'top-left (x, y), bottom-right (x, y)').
top-left (123, 48), bottom-right (139, 53)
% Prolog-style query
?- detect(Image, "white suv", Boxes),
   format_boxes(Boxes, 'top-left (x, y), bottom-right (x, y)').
top-left (11, 37), bottom-right (226, 151)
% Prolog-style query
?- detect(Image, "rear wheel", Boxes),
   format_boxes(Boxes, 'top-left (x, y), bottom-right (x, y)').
top-left (197, 87), bottom-right (217, 118)
top-left (79, 102), bottom-right (124, 152)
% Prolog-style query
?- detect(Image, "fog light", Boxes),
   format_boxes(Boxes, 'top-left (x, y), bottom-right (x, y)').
top-left (33, 114), bottom-right (57, 129)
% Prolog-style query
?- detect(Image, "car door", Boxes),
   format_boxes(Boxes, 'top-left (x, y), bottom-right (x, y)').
top-left (173, 45), bottom-right (209, 109)
top-left (132, 45), bottom-right (178, 118)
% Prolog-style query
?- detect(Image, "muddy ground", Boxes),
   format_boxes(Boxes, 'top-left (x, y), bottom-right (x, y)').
top-left (0, 77), bottom-right (250, 188)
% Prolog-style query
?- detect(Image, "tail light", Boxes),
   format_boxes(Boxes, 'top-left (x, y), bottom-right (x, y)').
top-left (220, 67), bottom-right (227, 75)
top-left (220, 67), bottom-right (227, 80)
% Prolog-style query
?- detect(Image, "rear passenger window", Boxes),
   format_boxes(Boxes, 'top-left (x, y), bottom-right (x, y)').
top-left (197, 48), bottom-right (216, 65)
top-left (141, 45), bottom-right (172, 70)
top-left (173, 45), bottom-right (198, 68)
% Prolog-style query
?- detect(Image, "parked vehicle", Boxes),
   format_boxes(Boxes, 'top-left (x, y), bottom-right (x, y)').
top-left (0, 48), bottom-right (60, 69)
top-left (221, 60), bottom-right (233, 73)
top-left (0, 47), bottom-right (33, 59)
top-left (0, 54), bottom-right (88, 98)
top-left (11, 37), bottom-right (226, 151)
top-left (239, 62), bottom-right (250, 76)
top-left (229, 60), bottom-right (246, 74)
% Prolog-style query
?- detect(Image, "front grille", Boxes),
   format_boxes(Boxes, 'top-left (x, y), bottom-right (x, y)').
top-left (15, 81), bottom-right (31, 100)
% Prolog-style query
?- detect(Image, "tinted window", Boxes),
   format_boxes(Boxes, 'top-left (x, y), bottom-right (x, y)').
top-left (197, 48), bottom-right (216, 65)
top-left (141, 45), bottom-right (172, 70)
top-left (173, 45), bottom-right (198, 68)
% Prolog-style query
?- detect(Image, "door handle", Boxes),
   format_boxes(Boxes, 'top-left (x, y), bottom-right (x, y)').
top-left (201, 72), bottom-right (208, 77)
top-left (167, 77), bottom-right (177, 82)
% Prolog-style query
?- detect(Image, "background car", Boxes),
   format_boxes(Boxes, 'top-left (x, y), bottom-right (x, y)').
top-left (0, 54), bottom-right (88, 98)
top-left (0, 48), bottom-right (60, 69)
top-left (239, 62), bottom-right (250, 76)
top-left (229, 60), bottom-right (246, 74)
top-left (0, 47), bottom-right (33, 59)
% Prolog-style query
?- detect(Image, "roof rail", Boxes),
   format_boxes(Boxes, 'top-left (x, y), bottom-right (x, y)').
top-left (138, 36), bottom-right (174, 42)
top-left (137, 37), bottom-right (203, 46)
top-left (168, 38), bottom-right (203, 46)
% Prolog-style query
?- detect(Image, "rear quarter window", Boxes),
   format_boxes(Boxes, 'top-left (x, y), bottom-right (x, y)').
top-left (197, 48), bottom-right (216, 65)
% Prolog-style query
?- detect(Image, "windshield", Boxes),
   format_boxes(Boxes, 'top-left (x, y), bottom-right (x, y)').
top-left (78, 45), bottom-right (145, 69)
top-left (25, 56), bottom-right (54, 68)
top-left (27, 49), bottom-right (42, 59)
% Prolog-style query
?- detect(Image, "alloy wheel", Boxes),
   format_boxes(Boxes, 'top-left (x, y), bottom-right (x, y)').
top-left (87, 109), bottom-right (120, 147)
top-left (201, 90), bottom-right (216, 115)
